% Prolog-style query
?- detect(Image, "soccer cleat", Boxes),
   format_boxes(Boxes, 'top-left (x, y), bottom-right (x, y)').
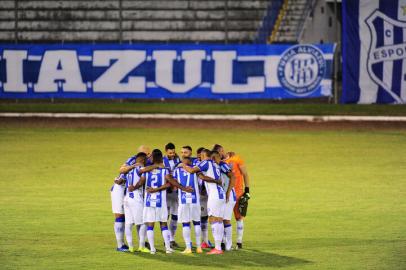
top-left (196, 247), bottom-right (203, 254)
top-left (201, 242), bottom-right (210, 249)
top-left (137, 247), bottom-right (150, 253)
top-left (236, 243), bottom-right (243, 250)
top-left (150, 249), bottom-right (156, 255)
top-left (145, 242), bottom-right (150, 249)
top-left (170, 241), bottom-right (179, 249)
top-left (166, 248), bottom-right (175, 254)
top-left (181, 248), bottom-right (192, 254)
top-left (116, 245), bottom-right (129, 252)
top-left (207, 248), bottom-right (224, 255)
top-left (221, 243), bottom-right (226, 251)
top-left (128, 247), bottom-right (135, 253)
top-left (208, 240), bottom-right (214, 248)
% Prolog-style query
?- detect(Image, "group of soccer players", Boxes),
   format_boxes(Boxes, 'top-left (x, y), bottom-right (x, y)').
top-left (110, 143), bottom-right (250, 255)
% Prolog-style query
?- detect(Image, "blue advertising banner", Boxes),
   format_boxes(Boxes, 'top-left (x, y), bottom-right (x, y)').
top-left (342, 0), bottom-right (406, 104)
top-left (0, 43), bottom-right (335, 100)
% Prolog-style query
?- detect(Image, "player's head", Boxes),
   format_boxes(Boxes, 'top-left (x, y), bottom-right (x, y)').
top-left (152, 149), bottom-right (163, 164)
top-left (196, 147), bottom-right (205, 161)
top-left (211, 150), bottom-right (221, 164)
top-left (182, 157), bottom-right (192, 166)
top-left (165, 142), bottom-right (176, 159)
top-left (135, 152), bottom-right (148, 165)
top-left (181, 145), bottom-right (192, 159)
top-left (212, 144), bottom-right (225, 159)
top-left (138, 145), bottom-right (151, 157)
top-left (200, 149), bottom-right (211, 160)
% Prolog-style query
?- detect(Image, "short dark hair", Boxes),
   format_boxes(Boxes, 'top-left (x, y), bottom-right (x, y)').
top-left (202, 149), bottom-right (211, 157)
top-left (196, 147), bottom-right (205, 154)
top-left (152, 149), bottom-right (163, 163)
top-left (182, 145), bottom-right (192, 151)
top-left (211, 150), bottom-right (220, 157)
top-left (212, 144), bottom-right (223, 152)
top-left (135, 152), bottom-right (147, 160)
top-left (165, 142), bottom-right (175, 151)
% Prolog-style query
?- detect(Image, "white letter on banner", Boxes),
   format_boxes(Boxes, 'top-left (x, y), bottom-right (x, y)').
top-left (153, 50), bottom-right (205, 93)
top-left (212, 51), bottom-right (265, 93)
top-left (35, 50), bottom-right (86, 92)
top-left (93, 50), bottom-right (146, 93)
top-left (3, 50), bottom-right (27, 92)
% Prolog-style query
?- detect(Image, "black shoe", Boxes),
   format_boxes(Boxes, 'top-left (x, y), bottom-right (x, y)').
top-left (145, 242), bottom-right (150, 249)
top-left (236, 243), bottom-right (243, 250)
top-left (221, 243), bottom-right (226, 251)
top-left (170, 241), bottom-right (179, 249)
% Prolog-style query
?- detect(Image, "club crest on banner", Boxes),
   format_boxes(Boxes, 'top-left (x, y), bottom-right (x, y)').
top-left (277, 45), bottom-right (326, 97)
top-left (366, 10), bottom-right (406, 104)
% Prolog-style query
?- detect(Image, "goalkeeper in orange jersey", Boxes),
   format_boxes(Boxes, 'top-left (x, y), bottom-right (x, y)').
top-left (212, 144), bottom-right (250, 250)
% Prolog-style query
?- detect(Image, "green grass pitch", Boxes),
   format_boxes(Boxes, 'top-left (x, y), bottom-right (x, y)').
top-left (0, 125), bottom-right (405, 269)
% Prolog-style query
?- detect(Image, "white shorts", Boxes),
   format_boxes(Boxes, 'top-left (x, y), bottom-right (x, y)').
top-left (167, 193), bottom-right (178, 216)
top-left (124, 199), bottom-right (144, 225)
top-left (143, 206), bottom-right (168, 223)
top-left (178, 203), bottom-right (201, 223)
top-left (111, 184), bottom-right (125, 214)
top-left (223, 198), bottom-right (236, 221)
top-left (200, 195), bottom-right (208, 217)
top-left (207, 196), bottom-right (225, 218)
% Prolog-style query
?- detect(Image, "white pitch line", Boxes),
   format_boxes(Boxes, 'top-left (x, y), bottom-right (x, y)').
top-left (1, 112), bottom-right (406, 122)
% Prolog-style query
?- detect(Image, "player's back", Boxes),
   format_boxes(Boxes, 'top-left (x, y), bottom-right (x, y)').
top-left (198, 159), bottom-right (224, 200)
top-left (143, 167), bottom-right (169, 208)
top-left (174, 167), bottom-right (200, 205)
top-left (125, 166), bottom-right (143, 203)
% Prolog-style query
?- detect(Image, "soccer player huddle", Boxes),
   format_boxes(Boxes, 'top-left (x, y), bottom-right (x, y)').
top-left (111, 143), bottom-right (250, 255)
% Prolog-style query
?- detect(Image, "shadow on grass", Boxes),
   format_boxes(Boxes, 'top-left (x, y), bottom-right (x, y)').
top-left (131, 248), bottom-right (312, 268)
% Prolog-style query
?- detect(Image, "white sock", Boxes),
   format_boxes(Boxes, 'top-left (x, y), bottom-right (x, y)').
top-left (161, 226), bottom-right (171, 249)
top-left (211, 222), bottom-right (223, 250)
top-left (236, 220), bottom-right (244, 244)
top-left (216, 222), bottom-right (224, 250)
top-left (201, 220), bottom-right (209, 243)
top-left (182, 224), bottom-right (192, 249)
top-left (114, 218), bottom-right (125, 248)
top-left (138, 224), bottom-right (147, 248)
top-left (169, 217), bottom-right (178, 242)
top-left (125, 223), bottom-right (134, 248)
top-left (224, 224), bottom-right (232, 250)
top-left (193, 222), bottom-right (202, 247)
top-left (147, 226), bottom-right (155, 251)
top-left (237, 220), bottom-right (244, 244)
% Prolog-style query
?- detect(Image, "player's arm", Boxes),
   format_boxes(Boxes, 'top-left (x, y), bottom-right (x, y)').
top-left (225, 171), bottom-right (235, 202)
top-left (146, 182), bottom-right (171, 193)
top-left (131, 176), bottom-right (146, 191)
top-left (165, 174), bottom-right (194, 193)
top-left (238, 164), bottom-right (250, 195)
top-left (181, 164), bottom-right (201, 174)
top-left (198, 173), bottom-right (222, 185)
top-left (114, 175), bottom-right (126, 185)
top-left (137, 164), bottom-right (160, 175)
top-left (119, 163), bottom-right (136, 174)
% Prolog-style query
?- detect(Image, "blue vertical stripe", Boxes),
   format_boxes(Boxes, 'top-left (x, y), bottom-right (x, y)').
top-left (341, 0), bottom-right (361, 103)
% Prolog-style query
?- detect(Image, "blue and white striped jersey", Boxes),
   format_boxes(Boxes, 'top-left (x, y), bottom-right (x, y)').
top-left (125, 155), bottom-right (137, 166)
top-left (143, 168), bottom-right (169, 208)
top-left (124, 166), bottom-right (144, 203)
top-left (163, 156), bottom-right (181, 172)
top-left (173, 167), bottom-right (200, 205)
top-left (191, 157), bottom-right (200, 167)
top-left (219, 161), bottom-right (236, 202)
top-left (197, 159), bottom-right (225, 200)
